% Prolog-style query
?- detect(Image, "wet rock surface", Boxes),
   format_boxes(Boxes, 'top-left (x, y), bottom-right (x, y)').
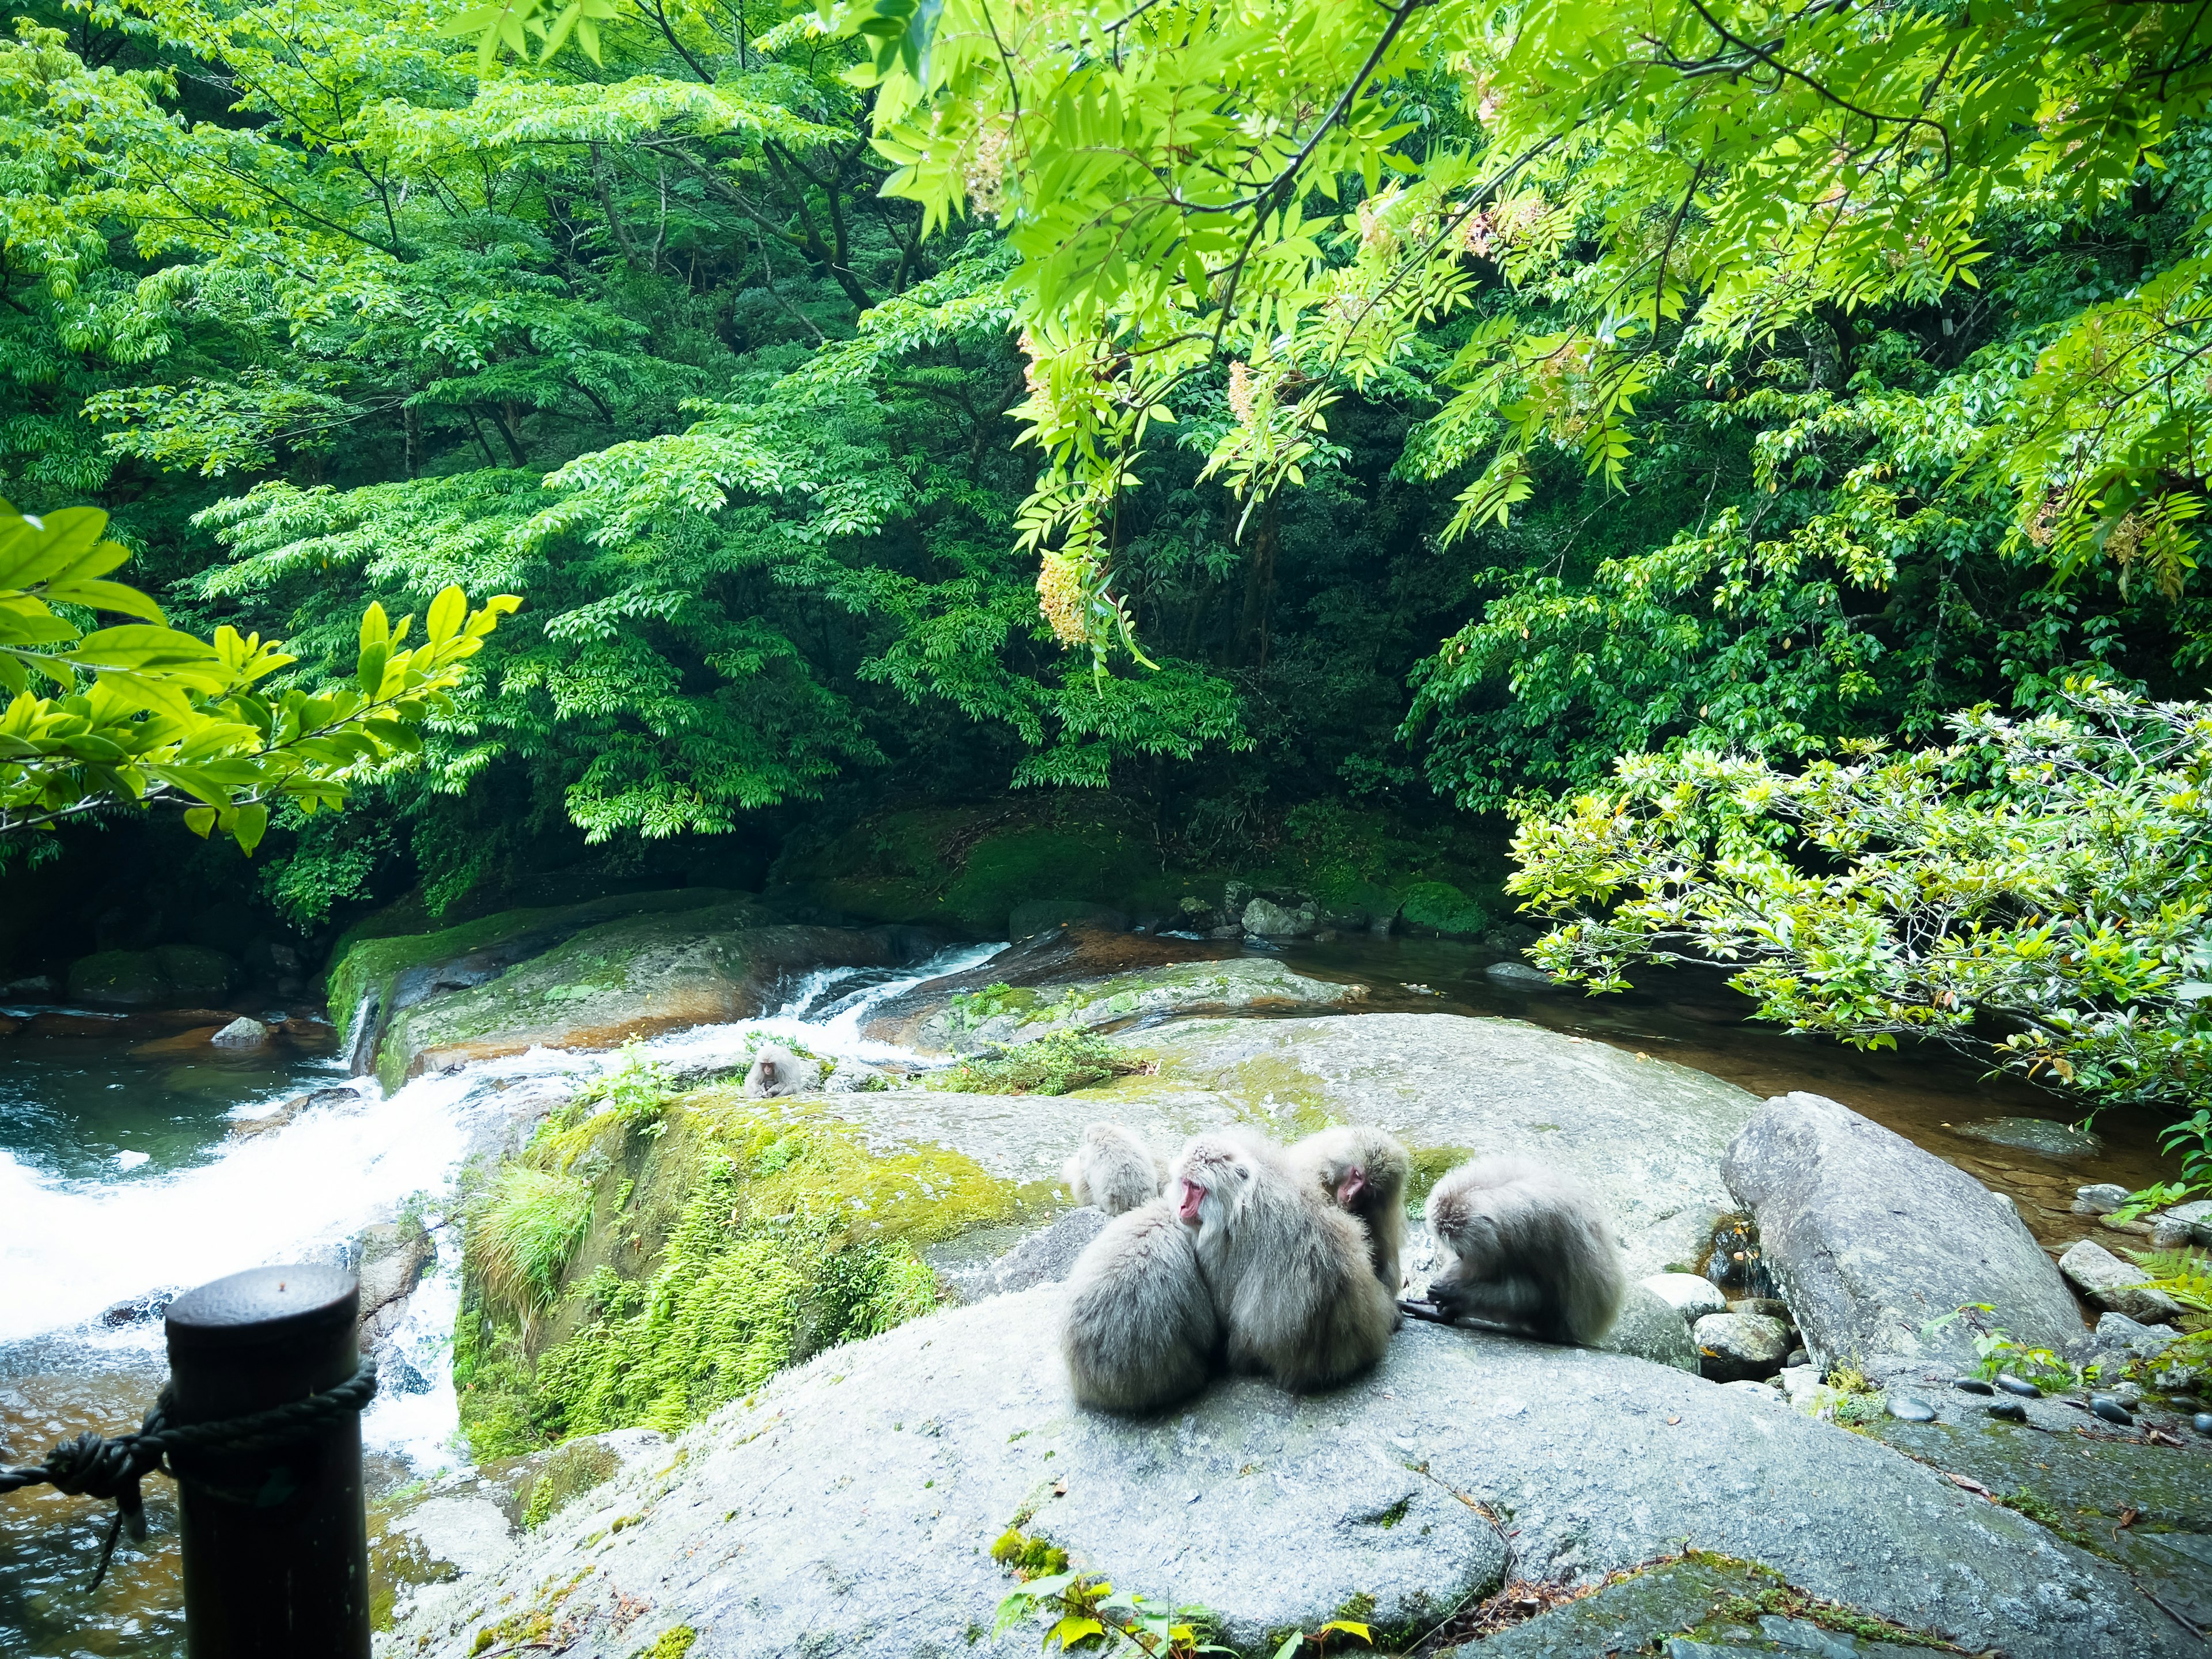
top-left (859, 927), bottom-right (1360, 1052)
top-left (1724, 1092), bottom-right (2087, 1370)
top-left (2062, 1238), bottom-right (2187, 1324)
top-left (382, 1286), bottom-right (2190, 1659)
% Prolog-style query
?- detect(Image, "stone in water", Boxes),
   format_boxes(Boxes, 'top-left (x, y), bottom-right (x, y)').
top-left (1988, 1400), bottom-right (2028, 1423)
top-left (1995, 1373), bottom-right (2041, 1398)
top-left (2195, 1412), bottom-right (2212, 1435)
top-left (1953, 1377), bottom-right (1994, 1395)
top-left (2089, 1395), bottom-right (2133, 1426)
top-left (1954, 1116), bottom-right (2101, 1158)
top-left (1888, 1394), bottom-right (1937, 1423)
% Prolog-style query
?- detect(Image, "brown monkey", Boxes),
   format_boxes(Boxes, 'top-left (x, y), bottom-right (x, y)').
top-left (1060, 1197), bottom-right (1220, 1413)
top-left (1421, 1154), bottom-right (1624, 1346)
top-left (743, 1043), bottom-right (817, 1099)
top-left (1062, 1122), bottom-right (1168, 1216)
top-left (1171, 1130), bottom-right (1396, 1393)
top-left (1287, 1126), bottom-right (1411, 1298)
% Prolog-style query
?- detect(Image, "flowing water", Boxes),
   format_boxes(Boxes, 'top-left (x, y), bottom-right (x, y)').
top-left (0, 937), bottom-right (2188, 1654)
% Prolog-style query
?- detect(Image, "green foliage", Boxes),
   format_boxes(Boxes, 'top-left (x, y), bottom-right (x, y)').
top-left (0, 500), bottom-right (512, 851)
top-left (1511, 680), bottom-right (2212, 1119)
top-left (987, 1543), bottom-right (1234, 1659)
top-left (933, 1030), bottom-right (1141, 1096)
top-left (633, 1630), bottom-right (697, 1659)
top-left (2122, 1248), bottom-right (2212, 1315)
top-left (1970, 1333), bottom-right (2081, 1395)
top-left (469, 1165), bottom-right (596, 1324)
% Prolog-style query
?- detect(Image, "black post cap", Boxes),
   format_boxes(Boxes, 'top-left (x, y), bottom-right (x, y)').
top-left (165, 1264), bottom-right (358, 1353)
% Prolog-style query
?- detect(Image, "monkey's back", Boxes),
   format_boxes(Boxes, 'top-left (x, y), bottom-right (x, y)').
top-left (1064, 1123), bottom-right (1165, 1216)
top-left (1428, 1154), bottom-right (1625, 1344)
top-left (1061, 1199), bottom-right (1219, 1412)
top-left (1208, 1154), bottom-right (1396, 1393)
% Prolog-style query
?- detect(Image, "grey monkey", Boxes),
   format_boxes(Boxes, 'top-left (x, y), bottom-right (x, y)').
top-left (743, 1043), bottom-right (817, 1099)
top-left (1171, 1130), bottom-right (1396, 1393)
top-left (1062, 1122), bottom-right (1168, 1216)
top-left (1287, 1125), bottom-right (1411, 1298)
top-left (1422, 1154), bottom-right (1625, 1345)
top-left (1060, 1197), bottom-right (1221, 1412)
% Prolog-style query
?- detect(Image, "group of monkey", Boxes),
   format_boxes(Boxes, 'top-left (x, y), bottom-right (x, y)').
top-left (1057, 1122), bottom-right (1627, 1413)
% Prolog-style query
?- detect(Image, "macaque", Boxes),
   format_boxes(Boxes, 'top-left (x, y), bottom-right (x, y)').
top-left (744, 1044), bottom-right (817, 1099)
top-left (1060, 1198), bottom-right (1220, 1413)
top-left (1171, 1131), bottom-right (1396, 1393)
top-left (1287, 1126), bottom-right (1411, 1298)
top-left (1062, 1122), bottom-right (1168, 1216)
top-left (1420, 1154), bottom-right (1625, 1346)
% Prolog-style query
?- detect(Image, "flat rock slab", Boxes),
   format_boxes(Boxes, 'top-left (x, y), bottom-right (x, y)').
top-left (1124, 1014), bottom-right (1762, 1277)
top-left (385, 1289), bottom-right (2186, 1659)
top-left (1724, 1092), bottom-right (2087, 1370)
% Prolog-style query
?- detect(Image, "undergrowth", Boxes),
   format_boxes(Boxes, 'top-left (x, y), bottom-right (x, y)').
top-left (469, 1165), bottom-right (594, 1327)
top-left (933, 1029), bottom-right (1142, 1095)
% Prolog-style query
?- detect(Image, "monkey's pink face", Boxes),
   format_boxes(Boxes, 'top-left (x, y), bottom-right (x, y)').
top-left (1170, 1138), bottom-right (1250, 1229)
top-left (1333, 1163), bottom-right (1368, 1207)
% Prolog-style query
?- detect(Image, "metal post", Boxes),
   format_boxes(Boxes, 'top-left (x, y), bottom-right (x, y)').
top-left (164, 1264), bottom-right (370, 1659)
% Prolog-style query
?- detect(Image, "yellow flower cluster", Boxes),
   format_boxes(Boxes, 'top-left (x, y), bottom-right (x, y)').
top-left (1036, 551), bottom-right (1090, 646)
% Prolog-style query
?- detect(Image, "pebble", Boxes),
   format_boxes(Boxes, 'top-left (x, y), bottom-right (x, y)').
top-left (1888, 1394), bottom-right (1937, 1422)
top-left (1995, 1373), bottom-right (2041, 1398)
top-left (2195, 1413), bottom-right (2212, 1435)
top-left (1785, 1347), bottom-right (1809, 1368)
top-left (1988, 1400), bottom-right (2028, 1423)
top-left (1953, 1377), bottom-right (1994, 1395)
top-left (2089, 1395), bottom-right (2133, 1426)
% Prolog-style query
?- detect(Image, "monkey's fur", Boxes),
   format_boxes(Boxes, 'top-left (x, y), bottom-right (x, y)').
top-left (1060, 1197), bottom-right (1220, 1412)
top-left (743, 1044), bottom-right (817, 1099)
top-left (1423, 1154), bottom-right (1626, 1345)
top-left (1062, 1122), bottom-right (1168, 1216)
top-left (1287, 1126), bottom-right (1411, 1298)
top-left (1172, 1131), bottom-right (1397, 1392)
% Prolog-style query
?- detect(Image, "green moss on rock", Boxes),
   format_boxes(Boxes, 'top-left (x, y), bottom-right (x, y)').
top-left (456, 1083), bottom-right (1027, 1458)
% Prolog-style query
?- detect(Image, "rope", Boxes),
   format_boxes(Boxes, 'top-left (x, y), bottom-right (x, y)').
top-left (0, 1358), bottom-right (378, 1592)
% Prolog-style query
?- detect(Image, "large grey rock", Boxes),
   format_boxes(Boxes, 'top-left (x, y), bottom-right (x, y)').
top-left (354, 1221), bottom-right (434, 1349)
top-left (1952, 1116), bottom-right (2100, 1158)
top-left (384, 1287), bottom-right (2188, 1659)
top-left (1722, 1092), bottom-right (2085, 1370)
top-left (1241, 896), bottom-right (1319, 938)
top-left (2149, 1199), bottom-right (2212, 1248)
top-left (1643, 1271), bottom-right (1729, 1324)
top-left (2074, 1183), bottom-right (2131, 1215)
top-left (209, 1015), bottom-right (271, 1048)
top-left (1598, 1281), bottom-right (1699, 1372)
top-left (2059, 1239), bottom-right (2184, 1323)
top-left (1693, 1312), bottom-right (1793, 1380)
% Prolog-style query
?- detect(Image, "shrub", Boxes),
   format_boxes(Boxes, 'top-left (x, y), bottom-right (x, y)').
top-left (469, 1166), bottom-right (594, 1324)
top-left (933, 1029), bottom-right (1142, 1095)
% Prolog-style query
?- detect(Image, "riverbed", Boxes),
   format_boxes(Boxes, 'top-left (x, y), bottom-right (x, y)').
top-left (0, 935), bottom-right (2186, 1656)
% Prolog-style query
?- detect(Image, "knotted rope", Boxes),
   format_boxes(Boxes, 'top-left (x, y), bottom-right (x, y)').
top-left (0, 1359), bottom-right (378, 1591)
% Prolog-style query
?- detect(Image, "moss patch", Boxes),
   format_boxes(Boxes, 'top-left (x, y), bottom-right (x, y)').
top-left (455, 1077), bottom-right (1028, 1457)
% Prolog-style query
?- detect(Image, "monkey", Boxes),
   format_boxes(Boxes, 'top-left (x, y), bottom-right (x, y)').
top-left (1171, 1130), bottom-right (1397, 1393)
top-left (1060, 1196), bottom-right (1221, 1413)
top-left (743, 1043), bottom-right (818, 1099)
top-left (1062, 1122), bottom-right (1168, 1216)
top-left (1419, 1153), bottom-right (1625, 1346)
top-left (1287, 1126), bottom-right (1411, 1300)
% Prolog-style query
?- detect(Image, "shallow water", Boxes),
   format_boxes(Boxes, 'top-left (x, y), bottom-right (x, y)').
top-left (0, 934), bottom-right (2188, 1654)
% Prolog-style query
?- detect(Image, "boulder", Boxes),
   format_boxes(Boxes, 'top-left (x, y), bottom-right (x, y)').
top-left (1721, 1092), bottom-right (2086, 1370)
top-left (2058, 1239), bottom-right (2184, 1324)
top-left (1643, 1271), bottom-right (1729, 1324)
top-left (2090, 1312), bottom-right (2180, 1366)
top-left (1597, 1281), bottom-right (1699, 1372)
top-left (209, 1016), bottom-right (271, 1048)
top-left (1484, 960), bottom-right (1556, 987)
top-left (1240, 896), bottom-right (1318, 938)
top-left (2073, 1183), bottom-right (2131, 1215)
top-left (1693, 1311), bottom-right (1793, 1380)
top-left (67, 945), bottom-right (236, 1007)
top-left (387, 1287), bottom-right (2188, 1659)
top-left (370, 907), bottom-right (937, 1088)
top-left (355, 1221), bottom-right (435, 1350)
top-left (944, 1208), bottom-right (1109, 1304)
top-left (865, 934), bottom-right (1365, 1056)
top-left (2149, 1199), bottom-right (2212, 1248)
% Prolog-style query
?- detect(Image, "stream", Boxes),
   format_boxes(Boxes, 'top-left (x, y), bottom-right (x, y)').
top-left (0, 935), bottom-right (2185, 1656)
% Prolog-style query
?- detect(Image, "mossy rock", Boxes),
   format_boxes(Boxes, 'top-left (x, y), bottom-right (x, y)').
top-left (454, 1079), bottom-right (1036, 1459)
top-left (326, 888), bottom-right (739, 1048)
